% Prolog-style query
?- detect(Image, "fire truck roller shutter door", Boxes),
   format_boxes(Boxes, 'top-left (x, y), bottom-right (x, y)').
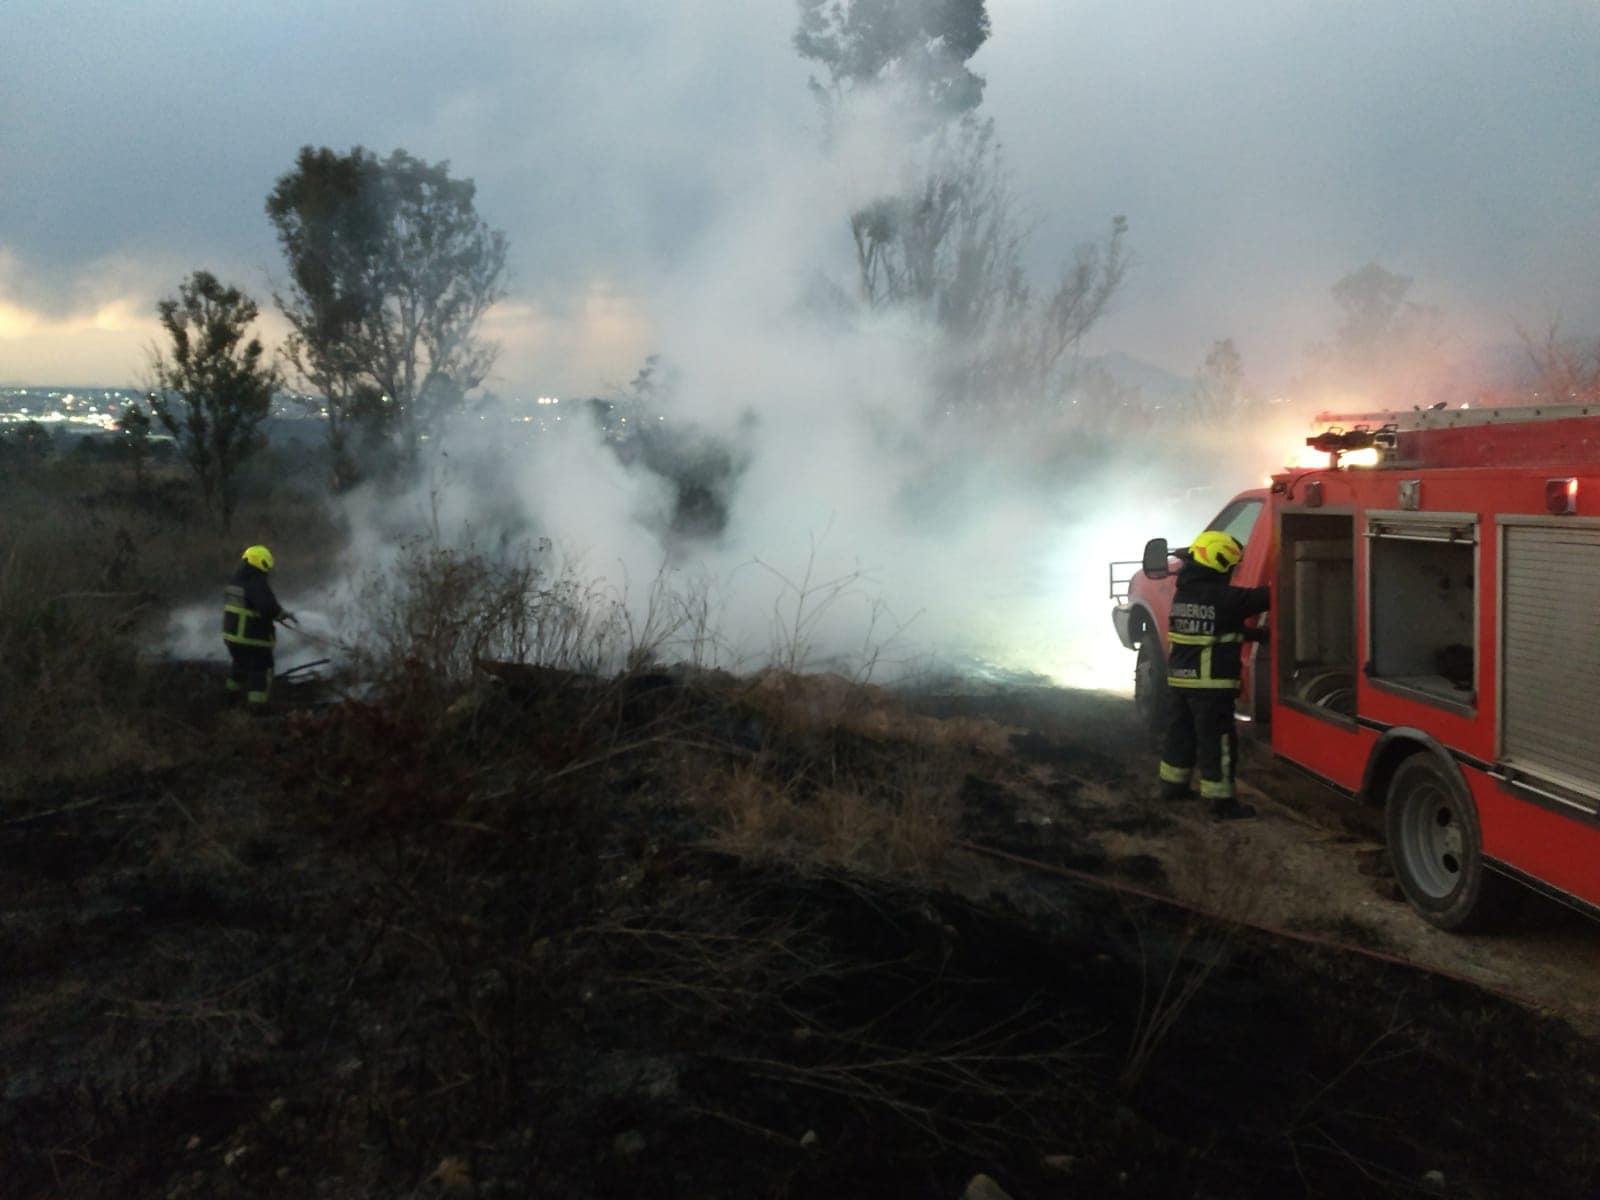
top-left (1501, 524), bottom-right (1600, 795)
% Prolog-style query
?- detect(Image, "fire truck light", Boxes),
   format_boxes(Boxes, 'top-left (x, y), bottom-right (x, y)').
top-left (1290, 443), bottom-right (1329, 470)
top-left (1546, 477), bottom-right (1579, 515)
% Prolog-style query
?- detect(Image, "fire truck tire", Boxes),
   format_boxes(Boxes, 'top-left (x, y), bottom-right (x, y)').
top-left (1134, 635), bottom-right (1167, 746)
top-left (1385, 754), bottom-right (1515, 932)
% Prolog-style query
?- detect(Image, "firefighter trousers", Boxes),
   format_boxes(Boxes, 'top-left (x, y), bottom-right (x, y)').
top-left (1158, 688), bottom-right (1238, 802)
top-left (225, 644), bottom-right (274, 706)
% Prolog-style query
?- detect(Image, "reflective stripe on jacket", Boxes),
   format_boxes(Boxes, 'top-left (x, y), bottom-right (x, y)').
top-left (1166, 560), bottom-right (1269, 690)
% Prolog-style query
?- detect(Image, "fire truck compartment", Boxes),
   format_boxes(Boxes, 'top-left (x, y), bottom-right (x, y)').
top-left (1279, 513), bottom-right (1356, 716)
top-left (1367, 519), bottom-right (1477, 707)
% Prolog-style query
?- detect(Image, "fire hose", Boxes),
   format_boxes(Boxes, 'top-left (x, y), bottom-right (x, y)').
top-left (276, 616), bottom-right (351, 654)
top-left (274, 616), bottom-right (352, 683)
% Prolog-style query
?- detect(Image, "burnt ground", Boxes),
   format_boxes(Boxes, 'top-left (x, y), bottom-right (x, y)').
top-left (5, 670), bottom-right (1600, 1199)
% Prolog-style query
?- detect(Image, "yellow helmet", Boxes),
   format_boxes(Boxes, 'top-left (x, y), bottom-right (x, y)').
top-left (241, 544), bottom-right (275, 573)
top-left (1189, 530), bottom-right (1243, 574)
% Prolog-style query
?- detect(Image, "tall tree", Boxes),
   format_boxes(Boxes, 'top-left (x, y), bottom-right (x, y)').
top-left (796, 0), bottom-right (1127, 416)
top-left (148, 271), bottom-right (279, 532)
top-left (795, 0), bottom-right (991, 127)
top-left (116, 400), bottom-right (152, 491)
top-left (1191, 338), bottom-right (1247, 419)
top-left (1302, 262), bottom-right (1449, 407)
top-left (266, 146), bottom-right (508, 480)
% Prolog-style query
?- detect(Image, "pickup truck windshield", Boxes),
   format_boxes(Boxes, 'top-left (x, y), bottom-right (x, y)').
top-left (1206, 498), bottom-right (1263, 547)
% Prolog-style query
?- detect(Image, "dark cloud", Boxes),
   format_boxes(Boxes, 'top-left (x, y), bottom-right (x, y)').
top-left (3, 0), bottom-right (1598, 391)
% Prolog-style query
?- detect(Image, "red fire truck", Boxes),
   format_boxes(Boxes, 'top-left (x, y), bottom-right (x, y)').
top-left (1111, 404), bottom-right (1600, 930)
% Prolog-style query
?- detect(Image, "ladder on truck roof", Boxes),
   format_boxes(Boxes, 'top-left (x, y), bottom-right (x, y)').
top-left (1311, 403), bottom-right (1600, 470)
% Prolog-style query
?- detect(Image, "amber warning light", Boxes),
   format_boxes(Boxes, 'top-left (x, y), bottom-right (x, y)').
top-left (1546, 477), bottom-right (1579, 515)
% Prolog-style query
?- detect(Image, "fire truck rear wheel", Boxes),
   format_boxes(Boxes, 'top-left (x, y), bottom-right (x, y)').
top-left (1385, 753), bottom-right (1513, 932)
top-left (1134, 635), bottom-right (1167, 746)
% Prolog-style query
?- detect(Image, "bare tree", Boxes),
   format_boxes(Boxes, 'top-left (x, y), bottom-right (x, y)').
top-left (1516, 314), bottom-right (1600, 402)
top-left (856, 121), bottom-right (1128, 413)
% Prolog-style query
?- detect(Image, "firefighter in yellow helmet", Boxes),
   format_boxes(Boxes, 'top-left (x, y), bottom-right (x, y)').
top-left (1157, 529), bottom-right (1270, 819)
top-left (222, 545), bottom-right (295, 707)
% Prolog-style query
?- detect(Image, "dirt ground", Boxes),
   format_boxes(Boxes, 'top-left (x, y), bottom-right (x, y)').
top-left (927, 682), bottom-right (1600, 1038)
top-left (7, 671), bottom-right (1600, 1199)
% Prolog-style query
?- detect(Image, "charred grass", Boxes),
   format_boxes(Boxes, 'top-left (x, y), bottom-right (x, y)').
top-left (7, 478), bottom-right (1600, 1197)
top-left (8, 660), bottom-right (1600, 1198)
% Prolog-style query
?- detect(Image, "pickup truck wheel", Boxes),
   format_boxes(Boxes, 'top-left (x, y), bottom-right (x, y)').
top-left (1385, 754), bottom-right (1515, 931)
top-left (1134, 636), bottom-right (1168, 746)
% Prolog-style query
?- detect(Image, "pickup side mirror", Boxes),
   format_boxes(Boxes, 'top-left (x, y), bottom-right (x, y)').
top-left (1142, 537), bottom-right (1171, 580)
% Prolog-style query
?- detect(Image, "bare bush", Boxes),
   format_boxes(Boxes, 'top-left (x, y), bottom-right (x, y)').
top-left (349, 540), bottom-right (627, 698)
top-left (756, 529), bottom-right (920, 684)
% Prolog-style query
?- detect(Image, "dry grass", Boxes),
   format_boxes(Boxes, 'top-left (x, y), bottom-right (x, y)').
top-left (0, 462), bottom-right (342, 790)
top-left (744, 669), bottom-right (1011, 754)
top-left (708, 770), bottom-right (953, 873)
top-left (691, 675), bottom-right (985, 878)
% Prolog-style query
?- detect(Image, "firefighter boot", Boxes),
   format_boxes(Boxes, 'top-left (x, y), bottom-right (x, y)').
top-left (1159, 782), bottom-right (1197, 803)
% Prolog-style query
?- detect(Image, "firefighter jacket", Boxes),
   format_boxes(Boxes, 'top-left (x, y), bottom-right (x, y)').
top-left (222, 562), bottom-right (283, 649)
top-left (1166, 558), bottom-right (1270, 690)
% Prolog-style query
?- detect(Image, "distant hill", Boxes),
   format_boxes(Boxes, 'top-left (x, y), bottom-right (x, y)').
top-left (1079, 351), bottom-right (1192, 403)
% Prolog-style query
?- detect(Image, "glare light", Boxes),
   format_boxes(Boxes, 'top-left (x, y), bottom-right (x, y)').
top-left (1343, 447), bottom-right (1380, 468)
top-left (1546, 477), bottom-right (1579, 515)
top-left (1289, 443), bottom-right (1331, 470)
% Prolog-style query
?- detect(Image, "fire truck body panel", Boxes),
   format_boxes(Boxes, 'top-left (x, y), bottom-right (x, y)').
top-left (1471, 770), bottom-right (1599, 911)
top-left (1112, 405), bottom-right (1600, 926)
top-left (1272, 457), bottom-right (1600, 917)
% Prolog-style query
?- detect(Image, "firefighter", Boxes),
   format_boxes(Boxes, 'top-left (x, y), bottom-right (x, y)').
top-left (1158, 530), bottom-right (1270, 820)
top-left (222, 545), bottom-right (295, 708)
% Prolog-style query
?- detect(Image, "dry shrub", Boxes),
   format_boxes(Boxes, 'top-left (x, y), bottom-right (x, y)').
top-left (701, 756), bottom-right (959, 877)
top-left (350, 541), bottom-right (627, 714)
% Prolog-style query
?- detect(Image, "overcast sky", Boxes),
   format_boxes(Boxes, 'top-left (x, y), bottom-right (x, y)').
top-left (3, 0), bottom-right (1598, 395)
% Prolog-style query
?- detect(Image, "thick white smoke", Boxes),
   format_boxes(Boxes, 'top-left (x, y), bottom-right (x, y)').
top-left (171, 73), bottom-right (1300, 693)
